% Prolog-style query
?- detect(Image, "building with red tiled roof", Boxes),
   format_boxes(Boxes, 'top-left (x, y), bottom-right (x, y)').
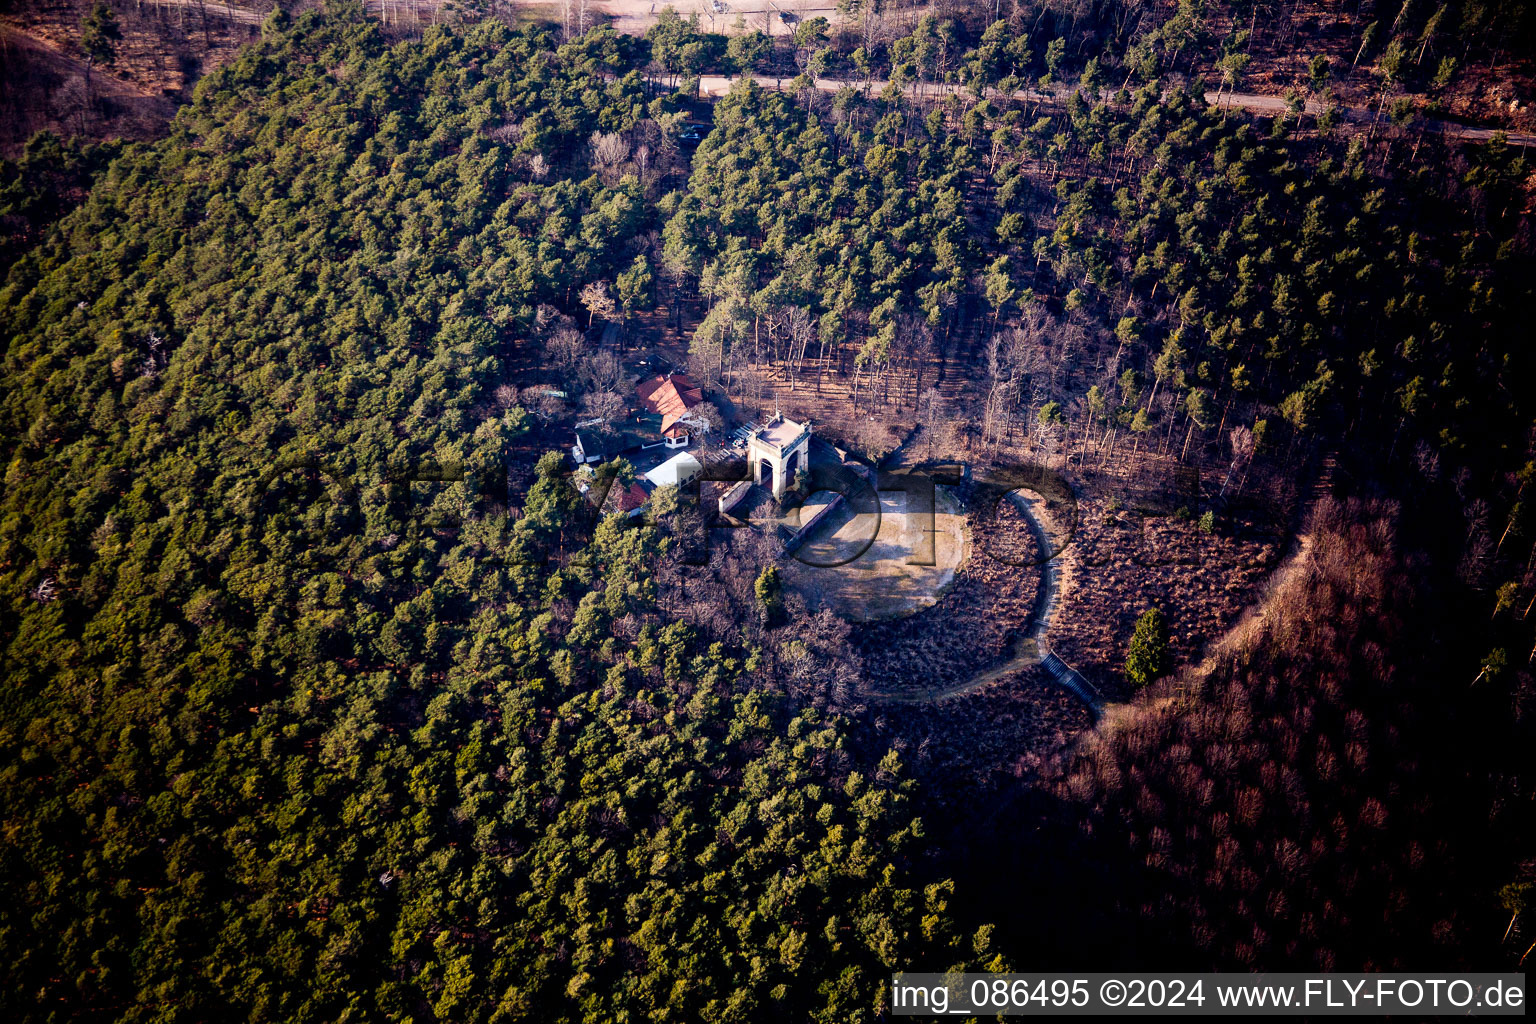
top-left (635, 372), bottom-right (705, 443)
top-left (618, 481), bottom-right (651, 514)
top-left (581, 469), bottom-right (654, 520)
top-left (571, 373), bottom-right (712, 469)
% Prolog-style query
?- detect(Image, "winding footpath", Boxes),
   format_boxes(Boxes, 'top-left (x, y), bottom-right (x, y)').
top-left (877, 454), bottom-right (1338, 714)
top-left (872, 488), bottom-right (1101, 710)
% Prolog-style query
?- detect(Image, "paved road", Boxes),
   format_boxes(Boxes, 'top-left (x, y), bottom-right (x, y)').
top-left (142, 0), bottom-right (265, 26)
top-left (1211, 89), bottom-right (1536, 145)
top-left (14, 0), bottom-right (1530, 148)
top-left (30, 0), bottom-right (1531, 146)
top-left (690, 73), bottom-right (1536, 147)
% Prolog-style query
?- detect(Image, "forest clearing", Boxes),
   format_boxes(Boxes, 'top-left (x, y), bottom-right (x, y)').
top-left (785, 484), bottom-right (969, 620)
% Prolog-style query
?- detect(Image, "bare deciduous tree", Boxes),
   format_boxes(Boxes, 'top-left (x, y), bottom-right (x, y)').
top-left (582, 390), bottom-right (627, 424)
top-left (580, 281), bottom-right (616, 328)
top-left (578, 349), bottom-right (634, 398)
top-left (591, 131), bottom-right (628, 180)
top-left (1219, 425), bottom-right (1256, 498)
top-left (916, 386), bottom-right (951, 455)
top-left (684, 402), bottom-right (725, 436)
top-left (547, 324), bottom-right (584, 365)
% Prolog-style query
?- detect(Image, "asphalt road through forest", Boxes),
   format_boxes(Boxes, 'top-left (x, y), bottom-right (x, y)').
top-left (686, 72), bottom-right (1536, 147)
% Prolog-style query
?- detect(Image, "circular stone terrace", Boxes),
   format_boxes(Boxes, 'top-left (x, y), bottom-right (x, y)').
top-left (782, 485), bottom-right (970, 621)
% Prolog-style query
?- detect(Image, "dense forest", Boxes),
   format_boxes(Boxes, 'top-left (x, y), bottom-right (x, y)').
top-left (0, 13), bottom-right (988, 1020)
top-left (2, 1), bottom-right (1533, 1021)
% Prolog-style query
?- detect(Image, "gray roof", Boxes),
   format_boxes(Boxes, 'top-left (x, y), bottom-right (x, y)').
top-left (753, 416), bottom-right (808, 450)
top-left (577, 430), bottom-right (642, 458)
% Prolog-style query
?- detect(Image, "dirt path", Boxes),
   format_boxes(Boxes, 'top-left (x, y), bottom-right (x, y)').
top-left (176, 0), bottom-right (840, 36)
top-left (1213, 89), bottom-right (1536, 145)
top-left (146, 0), bottom-right (1531, 148)
top-left (1186, 454), bottom-right (1336, 675)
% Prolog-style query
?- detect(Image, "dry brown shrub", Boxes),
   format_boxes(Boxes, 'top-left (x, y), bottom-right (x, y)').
top-left (1037, 498), bottom-right (1491, 970)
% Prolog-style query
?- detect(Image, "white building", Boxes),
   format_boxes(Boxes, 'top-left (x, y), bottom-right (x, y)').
top-left (644, 451), bottom-right (704, 489)
top-left (747, 415), bottom-right (811, 499)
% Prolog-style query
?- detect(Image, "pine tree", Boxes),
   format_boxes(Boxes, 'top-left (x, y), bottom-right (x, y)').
top-left (1125, 607), bottom-right (1171, 688)
top-left (755, 564), bottom-right (785, 627)
top-left (79, 0), bottom-right (121, 92)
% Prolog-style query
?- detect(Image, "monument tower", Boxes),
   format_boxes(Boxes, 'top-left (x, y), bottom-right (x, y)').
top-left (747, 415), bottom-right (811, 500)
